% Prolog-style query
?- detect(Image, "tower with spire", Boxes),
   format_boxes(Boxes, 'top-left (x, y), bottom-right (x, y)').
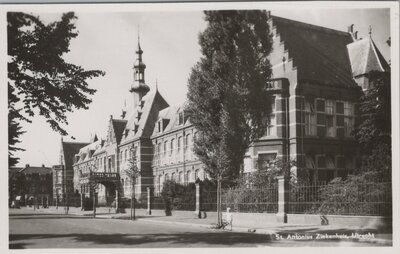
top-left (130, 31), bottom-right (150, 108)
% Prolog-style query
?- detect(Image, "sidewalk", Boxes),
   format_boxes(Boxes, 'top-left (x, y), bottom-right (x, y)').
top-left (31, 206), bottom-right (392, 245)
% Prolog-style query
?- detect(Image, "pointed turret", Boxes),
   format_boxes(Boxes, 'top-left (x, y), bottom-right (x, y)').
top-left (130, 32), bottom-right (150, 108)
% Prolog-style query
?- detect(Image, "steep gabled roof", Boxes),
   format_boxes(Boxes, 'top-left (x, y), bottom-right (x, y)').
top-left (271, 15), bottom-right (357, 87)
top-left (112, 119), bottom-right (128, 144)
top-left (152, 105), bottom-right (180, 136)
top-left (347, 37), bottom-right (390, 77)
top-left (120, 90), bottom-right (169, 145)
top-left (61, 141), bottom-right (89, 169)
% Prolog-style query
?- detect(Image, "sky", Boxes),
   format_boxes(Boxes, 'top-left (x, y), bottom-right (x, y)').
top-left (11, 7), bottom-right (391, 168)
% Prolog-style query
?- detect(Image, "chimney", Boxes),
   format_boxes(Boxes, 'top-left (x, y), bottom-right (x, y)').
top-left (25, 164), bottom-right (30, 168)
top-left (348, 24), bottom-right (354, 33)
top-left (266, 10), bottom-right (271, 19)
top-left (42, 164), bottom-right (45, 168)
top-left (354, 31), bottom-right (358, 40)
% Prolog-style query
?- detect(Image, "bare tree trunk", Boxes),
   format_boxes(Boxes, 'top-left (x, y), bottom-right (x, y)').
top-left (217, 177), bottom-right (222, 226)
top-left (93, 189), bottom-right (96, 218)
top-left (130, 180), bottom-right (133, 220)
top-left (133, 183), bottom-right (136, 220)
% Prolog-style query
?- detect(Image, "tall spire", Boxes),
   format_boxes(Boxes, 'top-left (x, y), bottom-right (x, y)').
top-left (130, 27), bottom-right (150, 108)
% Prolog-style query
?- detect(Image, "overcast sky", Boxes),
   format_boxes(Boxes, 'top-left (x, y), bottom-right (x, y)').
top-left (12, 7), bottom-right (391, 167)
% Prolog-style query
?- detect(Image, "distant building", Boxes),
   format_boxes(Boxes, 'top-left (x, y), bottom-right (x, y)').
top-left (66, 13), bottom-right (390, 204)
top-left (53, 139), bottom-right (89, 202)
top-left (9, 164), bottom-right (53, 206)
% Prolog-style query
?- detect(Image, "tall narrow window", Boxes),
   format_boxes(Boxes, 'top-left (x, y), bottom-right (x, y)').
top-left (305, 99), bottom-right (317, 136)
top-left (325, 100), bottom-right (335, 137)
top-left (344, 102), bottom-right (355, 137)
top-left (178, 137), bottom-right (182, 161)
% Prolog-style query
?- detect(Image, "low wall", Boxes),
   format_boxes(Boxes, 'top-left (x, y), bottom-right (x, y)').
top-left (287, 213), bottom-right (392, 229)
top-left (146, 209), bottom-right (391, 229)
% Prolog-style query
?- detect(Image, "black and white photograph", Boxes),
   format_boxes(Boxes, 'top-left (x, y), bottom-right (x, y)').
top-left (1, 0), bottom-right (399, 251)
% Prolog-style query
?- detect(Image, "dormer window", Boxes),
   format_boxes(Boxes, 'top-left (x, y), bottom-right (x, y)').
top-left (178, 111), bottom-right (184, 125)
top-left (124, 129), bottom-right (129, 137)
top-left (134, 124), bottom-right (139, 133)
top-left (136, 111), bottom-right (142, 120)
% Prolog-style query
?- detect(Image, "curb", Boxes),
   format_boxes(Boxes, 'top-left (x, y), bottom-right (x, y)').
top-left (135, 217), bottom-right (392, 245)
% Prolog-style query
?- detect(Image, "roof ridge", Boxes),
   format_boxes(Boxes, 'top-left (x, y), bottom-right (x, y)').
top-left (271, 15), bottom-right (350, 36)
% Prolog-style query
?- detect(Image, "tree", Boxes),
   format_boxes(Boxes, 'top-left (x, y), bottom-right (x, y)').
top-left (186, 10), bottom-right (273, 226)
top-left (124, 145), bottom-right (141, 220)
top-left (353, 71), bottom-right (391, 180)
top-left (8, 12), bottom-right (105, 166)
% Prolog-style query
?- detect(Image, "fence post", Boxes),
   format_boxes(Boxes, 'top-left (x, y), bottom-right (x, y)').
top-left (147, 187), bottom-right (152, 215)
top-left (276, 175), bottom-right (290, 223)
top-left (194, 182), bottom-right (201, 218)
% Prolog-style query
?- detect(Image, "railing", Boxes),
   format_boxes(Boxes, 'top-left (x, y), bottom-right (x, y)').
top-left (288, 181), bottom-right (392, 216)
top-left (202, 185), bottom-right (278, 213)
top-left (80, 172), bottom-right (120, 183)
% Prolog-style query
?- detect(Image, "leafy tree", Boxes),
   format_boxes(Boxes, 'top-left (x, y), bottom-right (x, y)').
top-left (353, 71), bottom-right (391, 180)
top-left (8, 12), bottom-right (105, 166)
top-left (186, 10), bottom-right (273, 226)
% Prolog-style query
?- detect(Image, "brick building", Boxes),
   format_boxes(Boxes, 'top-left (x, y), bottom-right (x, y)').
top-left (243, 15), bottom-right (389, 183)
top-left (9, 164), bottom-right (53, 206)
top-left (65, 13), bottom-right (389, 202)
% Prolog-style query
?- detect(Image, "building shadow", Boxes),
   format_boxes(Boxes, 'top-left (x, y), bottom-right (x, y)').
top-left (9, 232), bottom-right (273, 248)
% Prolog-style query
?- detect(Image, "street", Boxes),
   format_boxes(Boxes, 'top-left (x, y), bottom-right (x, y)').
top-left (9, 208), bottom-right (389, 248)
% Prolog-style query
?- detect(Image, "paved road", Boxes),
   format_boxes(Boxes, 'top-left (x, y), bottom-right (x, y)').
top-left (9, 209), bottom-right (388, 248)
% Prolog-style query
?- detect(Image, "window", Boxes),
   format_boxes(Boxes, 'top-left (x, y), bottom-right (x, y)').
top-left (164, 141), bottom-right (168, 156)
top-left (170, 139), bottom-right (175, 157)
top-left (325, 100), bottom-right (335, 137)
top-left (178, 137), bottom-right (183, 161)
top-left (185, 134), bottom-right (192, 160)
top-left (195, 169), bottom-right (199, 181)
top-left (179, 171), bottom-right (184, 184)
top-left (257, 153), bottom-right (277, 170)
top-left (158, 121), bottom-right (162, 133)
top-left (264, 98), bottom-right (276, 137)
top-left (265, 115), bottom-right (276, 136)
top-left (305, 155), bottom-right (316, 169)
top-left (325, 100), bottom-right (334, 115)
top-left (178, 111), bottom-right (185, 125)
top-left (158, 143), bottom-right (162, 165)
top-left (344, 102), bottom-right (355, 137)
top-left (305, 100), bottom-right (317, 136)
top-left (316, 155), bottom-right (326, 168)
top-left (184, 171), bottom-right (189, 184)
top-left (171, 172), bottom-right (175, 182)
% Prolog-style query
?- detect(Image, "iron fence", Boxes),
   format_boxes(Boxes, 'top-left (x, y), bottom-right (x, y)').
top-left (288, 181), bottom-right (392, 216)
top-left (202, 185), bottom-right (278, 213)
